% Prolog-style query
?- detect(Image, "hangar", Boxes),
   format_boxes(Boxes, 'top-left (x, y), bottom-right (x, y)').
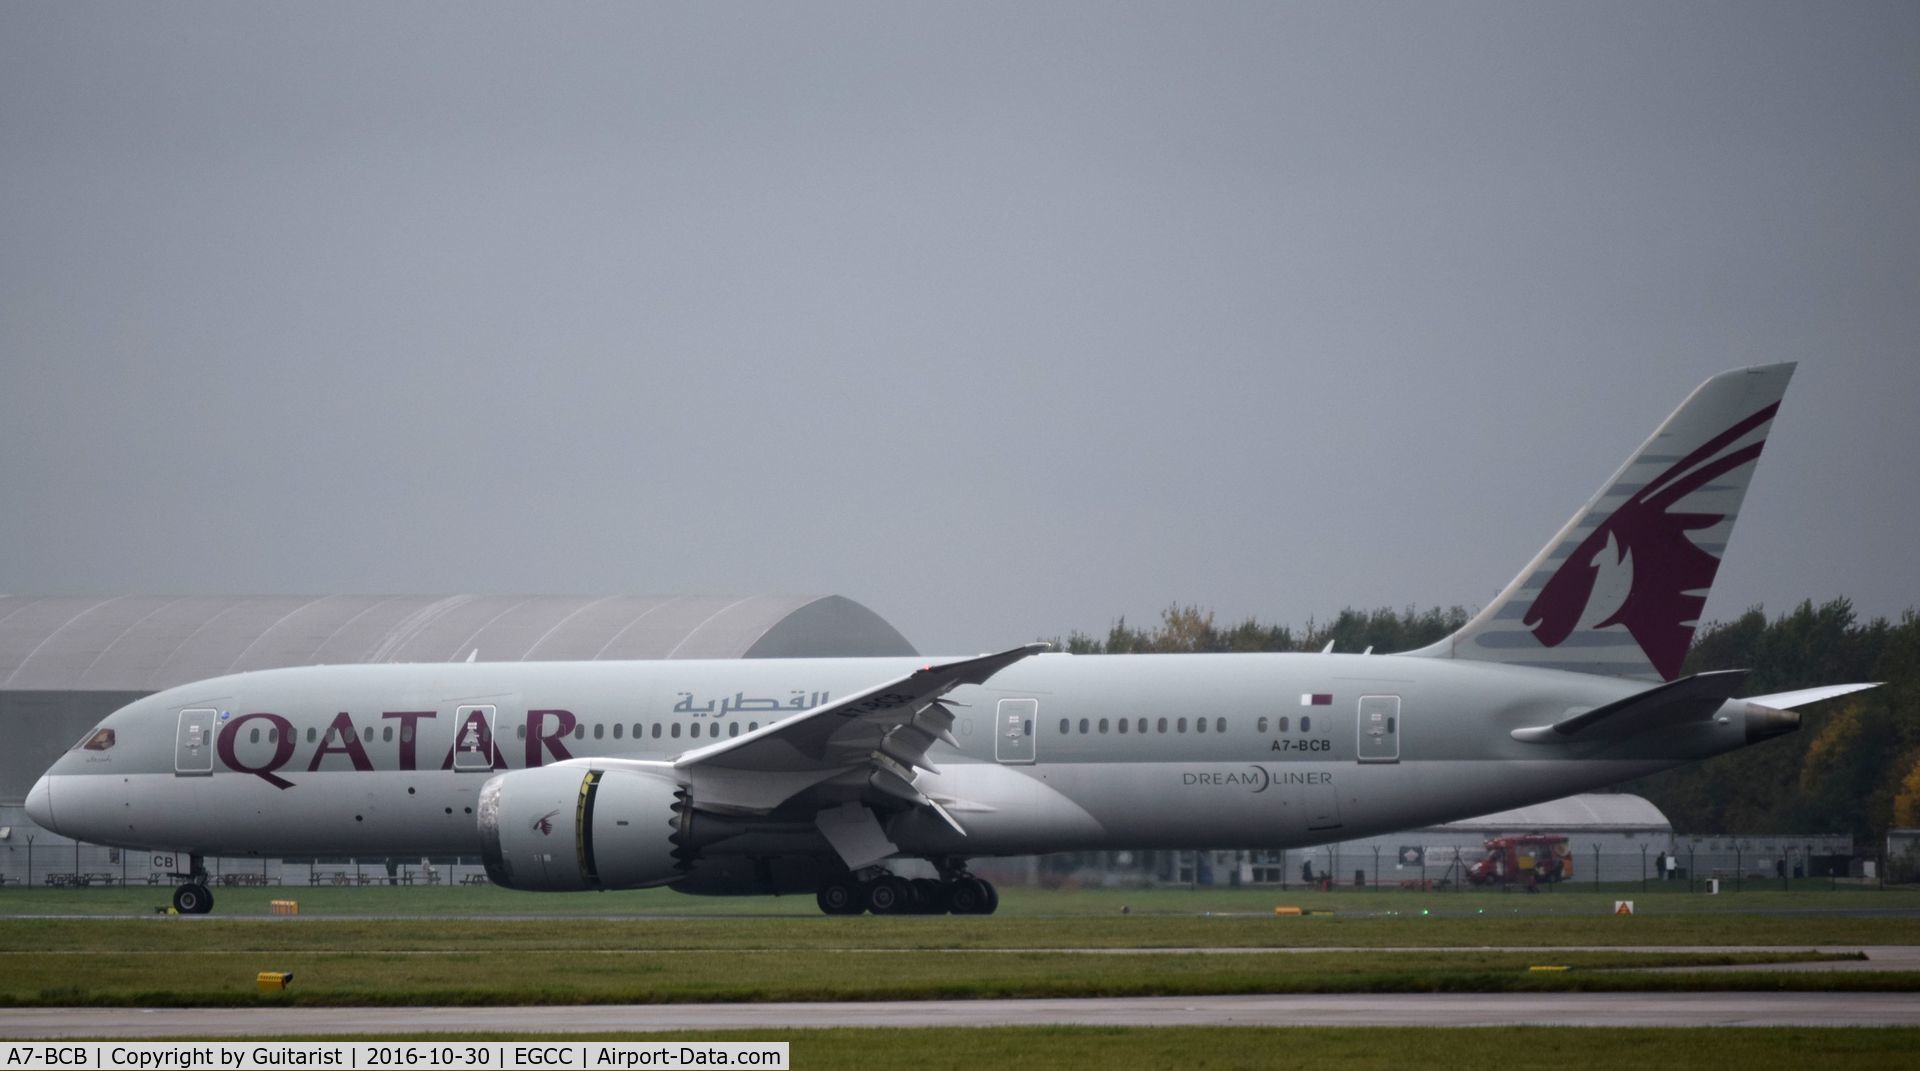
top-left (0, 593), bottom-right (915, 885)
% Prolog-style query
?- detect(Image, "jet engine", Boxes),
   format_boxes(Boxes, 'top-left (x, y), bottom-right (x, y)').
top-left (477, 766), bottom-right (692, 891)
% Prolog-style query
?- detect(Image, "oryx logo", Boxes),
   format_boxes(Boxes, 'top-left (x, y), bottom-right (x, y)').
top-left (532, 810), bottom-right (559, 836)
top-left (1523, 403), bottom-right (1778, 681)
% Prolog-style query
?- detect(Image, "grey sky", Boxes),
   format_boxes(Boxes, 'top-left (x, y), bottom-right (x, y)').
top-left (3, 2), bottom-right (1916, 655)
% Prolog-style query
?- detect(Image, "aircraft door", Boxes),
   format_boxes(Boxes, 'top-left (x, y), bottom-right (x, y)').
top-left (994, 698), bottom-right (1037, 764)
top-left (453, 705), bottom-right (498, 771)
top-left (1357, 695), bottom-right (1401, 763)
top-left (175, 708), bottom-right (216, 775)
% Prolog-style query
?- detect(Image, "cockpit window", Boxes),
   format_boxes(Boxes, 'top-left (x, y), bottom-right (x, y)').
top-left (76, 727), bottom-right (116, 752)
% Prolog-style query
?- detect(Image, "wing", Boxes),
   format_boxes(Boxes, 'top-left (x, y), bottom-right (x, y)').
top-left (659, 643), bottom-right (1047, 825)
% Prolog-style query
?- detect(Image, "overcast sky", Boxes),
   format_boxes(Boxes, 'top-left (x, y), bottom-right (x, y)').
top-left (2, 2), bottom-right (1915, 655)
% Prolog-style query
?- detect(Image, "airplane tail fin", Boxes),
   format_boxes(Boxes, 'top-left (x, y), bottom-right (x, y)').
top-left (1408, 363), bottom-right (1796, 682)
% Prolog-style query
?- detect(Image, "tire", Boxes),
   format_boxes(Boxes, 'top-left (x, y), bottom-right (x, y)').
top-left (816, 880), bottom-right (862, 916)
top-left (865, 876), bottom-right (908, 915)
top-left (172, 883), bottom-right (213, 915)
top-left (980, 879), bottom-right (999, 915)
top-left (946, 878), bottom-right (985, 915)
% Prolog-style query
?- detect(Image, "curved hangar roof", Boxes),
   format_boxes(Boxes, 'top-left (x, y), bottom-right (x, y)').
top-left (0, 594), bottom-right (916, 693)
top-left (1436, 793), bottom-right (1671, 833)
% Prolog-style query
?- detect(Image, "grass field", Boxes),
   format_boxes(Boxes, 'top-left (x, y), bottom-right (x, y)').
top-left (1, 945), bottom-right (1877, 1007)
top-left (0, 913), bottom-right (1910, 1007)
top-left (4, 881), bottom-right (1916, 919)
top-left (4, 886), bottom-right (1916, 1009)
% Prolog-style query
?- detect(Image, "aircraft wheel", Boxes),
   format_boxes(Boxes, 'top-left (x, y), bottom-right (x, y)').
top-left (864, 876), bottom-right (909, 915)
top-left (910, 878), bottom-right (947, 915)
top-left (980, 879), bottom-right (999, 915)
top-left (946, 878), bottom-right (988, 915)
top-left (816, 880), bottom-right (863, 916)
top-left (172, 883), bottom-right (213, 915)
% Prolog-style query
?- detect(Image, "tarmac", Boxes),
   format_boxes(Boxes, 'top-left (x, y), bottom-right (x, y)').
top-left (5, 992), bottom-right (1920, 1037)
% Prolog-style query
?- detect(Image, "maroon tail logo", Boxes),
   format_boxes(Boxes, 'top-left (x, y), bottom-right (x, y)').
top-left (532, 810), bottom-right (558, 836)
top-left (1523, 403), bottom-right (1778, 681)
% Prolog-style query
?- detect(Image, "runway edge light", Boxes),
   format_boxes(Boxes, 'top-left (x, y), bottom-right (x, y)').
top-left (256, 972), bottom-right (293, 991)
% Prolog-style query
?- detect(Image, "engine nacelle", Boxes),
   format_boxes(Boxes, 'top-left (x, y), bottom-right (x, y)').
top-left (477, 766), bottom-right (691, 891)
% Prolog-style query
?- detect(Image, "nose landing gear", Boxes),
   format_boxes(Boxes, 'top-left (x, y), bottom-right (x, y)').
top-left (168, 854), bottom-right (214, 915)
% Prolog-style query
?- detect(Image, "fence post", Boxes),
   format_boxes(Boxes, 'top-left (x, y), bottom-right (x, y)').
top-left (1688, 846), bottom-right (1696, 893)
top-left (1641, 844), bottom-right (1648, 893)
top-left (1736, 845), bottom-right (1743, 893)
top-left (1592, 843), bottom-right (1600, 890)
top-left (25, 835), bottom-right (33, 887)
top-left (1372, 846), bottom-right (1381, 890)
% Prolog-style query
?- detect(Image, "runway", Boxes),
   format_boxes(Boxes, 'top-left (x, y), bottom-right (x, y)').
top-left (6, 992), bottom-right (1920, 1037)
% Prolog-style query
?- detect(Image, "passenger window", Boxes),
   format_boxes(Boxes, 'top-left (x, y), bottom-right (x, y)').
top-left (1098, 718), bottom-right (1109, 734)
top-left (1302, 716), bottom-right (1312, 732)
top-left (748, 722), bottom-right (759, 732)
top-left (631, 723), bottom-right (641, 738)
top-left (1078, 718), bottom-right (1089, 734)
top-left (651, 724), bottom-right (661, 739)
top-left (516, 725), bottom-right (528, 740)
top-left (1060, 718), bottom-right (1070, 735)
top-left (729, 722), bottom-right (740, 738)
top-left (306, 727), bottom-right (317, 743)
top-left (363, 727), bottom-right (373, 742)
top-left (1157, 717), bottom-right (1167, 733)
top-left (613, 724), bottom-right (623, 739)
top-left (1278, 716), bottom-right (1289, 733)
top-left (671, 723), bottom-right (681, 739)
top-left (573, 725), bottom-right (585, 740)
top-left (250, 728), bottom-right (260, 744)
top-left (1117, 718), bottom-right (1128, 734)
top-left (401, 724), bottom-right (414, 743)
top-left (382, 726), bottom-right (394, 743)
top-left (1197, 718), bottom-right (1207, 734)
top-left (1216, 717), bottom-right (1226, 733)
top-left (1177, 718), bottom-right (1187, 733)
top-left (1258, 717), bottom-right (1268, 733)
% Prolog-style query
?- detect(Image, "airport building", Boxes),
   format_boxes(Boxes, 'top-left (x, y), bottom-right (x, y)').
top-left (993, 794), bottom-right (1856, 889)
top-left (0, 594), bottom-right (915, 887)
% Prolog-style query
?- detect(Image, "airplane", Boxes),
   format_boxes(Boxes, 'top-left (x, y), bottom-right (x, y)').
top-left (25, 363), bottom-right (1876, 916)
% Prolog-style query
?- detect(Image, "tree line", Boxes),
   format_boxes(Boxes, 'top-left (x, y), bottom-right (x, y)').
top-left (1055, 599), bottom-right (1920, 843)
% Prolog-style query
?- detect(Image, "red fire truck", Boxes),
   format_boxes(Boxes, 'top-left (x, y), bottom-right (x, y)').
top-left (1465, 834), bottom-right (1574, 888)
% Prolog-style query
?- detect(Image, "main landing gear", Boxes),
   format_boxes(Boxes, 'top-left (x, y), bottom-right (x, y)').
top-left (815, 861), bottom-right (999, 916)
top-left (169, 854), bottom-right (214, 915)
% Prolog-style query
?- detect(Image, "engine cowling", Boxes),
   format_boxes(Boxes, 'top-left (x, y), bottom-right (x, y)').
top-left (477, 766), bottom-right (692, 891)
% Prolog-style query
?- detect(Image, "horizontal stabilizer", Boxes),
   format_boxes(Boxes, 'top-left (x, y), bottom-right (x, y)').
top-left (1511, 669), bottom-right (1749, 743)
top-left (1744, 682), bottom-right (1880, 710)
